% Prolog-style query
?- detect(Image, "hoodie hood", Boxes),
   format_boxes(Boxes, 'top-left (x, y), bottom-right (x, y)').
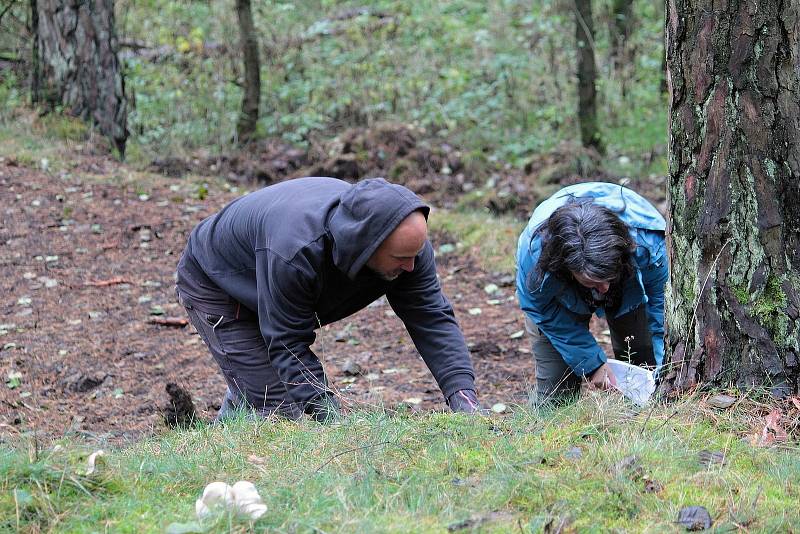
top-left (328, 178), bottom-right (430, 280)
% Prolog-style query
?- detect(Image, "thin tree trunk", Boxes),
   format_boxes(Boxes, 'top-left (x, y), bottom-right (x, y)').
top-left (29, 0), bottom-right (40, 103)
top-left (575, 0), bottom-right (604, 154)
top-left (235, 0), bottom-right (260, 143)
top-left (662, 0), bottom-right (800, 396)
top-left (609, 0), bottom-right (633, 67)
top-left (36, 0), bottom-right (127, 155)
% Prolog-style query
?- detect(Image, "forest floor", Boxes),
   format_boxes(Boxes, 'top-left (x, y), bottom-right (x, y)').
top-left (0, 140), bottom-right (636, 443)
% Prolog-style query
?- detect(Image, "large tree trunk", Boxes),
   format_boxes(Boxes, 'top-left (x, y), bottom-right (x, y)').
top-left (575, 0), bottom-right (604, 154)
top-left (235, 0), bottom-right (260, 143)
top-left (662, 0), bottom-right (800, 396)
top-left (36, 0), bottom-right (127, 155)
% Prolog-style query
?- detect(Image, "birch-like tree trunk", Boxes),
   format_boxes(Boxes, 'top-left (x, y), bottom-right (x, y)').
top-left (662, 0), bottom-right (800, 396)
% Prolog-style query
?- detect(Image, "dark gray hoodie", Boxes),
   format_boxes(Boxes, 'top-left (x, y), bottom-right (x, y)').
top-left (176, 177), bottom-right (475, 405)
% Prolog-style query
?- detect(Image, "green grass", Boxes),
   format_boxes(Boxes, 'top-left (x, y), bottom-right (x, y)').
top-left (429, 209), bottom-right (525, 274)
top-left (2, 395), bottom-right (798, 532)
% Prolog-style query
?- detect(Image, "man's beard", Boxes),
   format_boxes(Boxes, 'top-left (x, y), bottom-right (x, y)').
top-left (369, 267), bottom-right (400, 282)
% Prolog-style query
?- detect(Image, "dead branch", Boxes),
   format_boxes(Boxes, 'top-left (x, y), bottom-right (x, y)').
top-left (148, 317), bottom-right (189, 328)
top-left (83, 276), bottom-right (131, 287)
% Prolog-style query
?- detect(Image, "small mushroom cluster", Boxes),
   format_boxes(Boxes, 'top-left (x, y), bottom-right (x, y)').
top-left (195, 481), bottom-right (267, 520)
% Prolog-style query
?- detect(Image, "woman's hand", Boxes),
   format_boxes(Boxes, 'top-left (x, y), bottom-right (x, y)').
top-left (587, 363), bottom-right (619, 390)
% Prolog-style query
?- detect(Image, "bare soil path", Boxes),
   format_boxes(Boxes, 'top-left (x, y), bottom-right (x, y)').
top-left (0, 153), bottom-right (570, 442)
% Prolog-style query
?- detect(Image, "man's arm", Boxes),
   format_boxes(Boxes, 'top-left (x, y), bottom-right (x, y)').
top-left (255, 249), bottom-right (329, 407)
top-left (385, 242), bottom-right (476, 402)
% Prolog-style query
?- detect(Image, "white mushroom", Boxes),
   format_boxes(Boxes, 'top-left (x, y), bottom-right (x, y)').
top-left (195, 481), bottom-right (234, 518)
top-left (231, 480), bottom-right (267, 520)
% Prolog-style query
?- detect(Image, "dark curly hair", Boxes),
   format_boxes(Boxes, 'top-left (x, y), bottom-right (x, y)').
top-left (534, 199), bottom-right (635, 285)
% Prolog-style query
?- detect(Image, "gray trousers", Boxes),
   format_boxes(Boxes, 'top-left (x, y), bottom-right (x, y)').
top-left (180, 298), bottom-right (304, 420)
top-left (525, 304), bottom-right (655, 403)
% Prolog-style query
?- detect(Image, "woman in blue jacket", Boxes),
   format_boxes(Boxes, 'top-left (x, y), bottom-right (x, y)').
top-left (516, 182), bottom-right (668, 401)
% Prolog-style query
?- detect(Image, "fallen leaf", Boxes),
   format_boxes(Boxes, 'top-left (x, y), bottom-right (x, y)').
top-left (509, 330), bottom-right (524, 339)
top-left (676, 506), bottom-right (712, 530)
top-left (247, 454), bottom-right (267, 465)
top-left (403, 397), bottom-right (422, 405)
top-left (467, 308), bottom-right (482, 315)
top-left (751, 408), bottom-right (788, 447)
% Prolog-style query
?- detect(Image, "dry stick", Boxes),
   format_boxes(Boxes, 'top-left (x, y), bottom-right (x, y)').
top-left (84, 277), bottom-right (132, 287)
top-left (148, 317), bottom-right (188, 327)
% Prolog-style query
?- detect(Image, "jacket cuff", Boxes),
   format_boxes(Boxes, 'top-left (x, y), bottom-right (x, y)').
top-left (572, 352), bottom-right (607, 378)
top-left (439, 373), bottom-right (476, 400)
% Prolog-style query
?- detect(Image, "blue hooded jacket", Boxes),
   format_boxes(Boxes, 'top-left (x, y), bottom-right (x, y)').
top-left (516, 182), bottom-right (668, 375)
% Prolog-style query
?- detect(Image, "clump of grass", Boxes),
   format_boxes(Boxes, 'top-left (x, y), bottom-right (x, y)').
top-left (2, 393), bottom-right (798, 532)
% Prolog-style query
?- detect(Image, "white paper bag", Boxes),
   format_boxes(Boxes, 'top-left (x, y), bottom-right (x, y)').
top-left (606, 359), bottom-right (655, 405)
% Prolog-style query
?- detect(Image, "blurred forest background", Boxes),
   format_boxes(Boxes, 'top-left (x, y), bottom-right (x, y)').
top-left (0, 0), bottom-right (667, 199)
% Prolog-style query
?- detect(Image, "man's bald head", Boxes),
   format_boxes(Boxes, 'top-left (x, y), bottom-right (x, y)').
top-left (366, 211), bottom-right (428, 281)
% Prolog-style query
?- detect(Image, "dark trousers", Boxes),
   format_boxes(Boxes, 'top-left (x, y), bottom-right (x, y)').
top-left (179, 294), bottom-right (304, 420)
top-left (525, 305), bottom-right (655, 403)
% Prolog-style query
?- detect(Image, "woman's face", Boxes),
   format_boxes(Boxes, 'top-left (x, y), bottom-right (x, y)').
top-left (570, 271), bottom-right (611, 295)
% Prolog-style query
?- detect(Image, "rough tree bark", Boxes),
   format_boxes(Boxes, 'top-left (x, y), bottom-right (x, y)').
top-left (235, 0), bottom-right (260, 142)
top-left (35, 0), bottom-right (127, 155)
top-left (575, 0), bottom-right (605, 154)
top-left (662, 0), bottom-right (800, 396)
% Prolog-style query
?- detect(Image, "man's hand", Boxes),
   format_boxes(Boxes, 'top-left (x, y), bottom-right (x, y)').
top-left (447, 389), bottom-right (484, 414)
top-left (305, 393), bottom-right (341, 423)
top-left (587, 363), bottom-right (618, 391)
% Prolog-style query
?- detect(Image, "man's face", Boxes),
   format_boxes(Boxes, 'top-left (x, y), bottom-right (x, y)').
top-left (366, 211), bottom-right (427, 281)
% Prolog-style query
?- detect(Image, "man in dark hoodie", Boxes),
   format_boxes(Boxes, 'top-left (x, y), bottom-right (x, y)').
top-left (175, 177), bottom-right (481, 421)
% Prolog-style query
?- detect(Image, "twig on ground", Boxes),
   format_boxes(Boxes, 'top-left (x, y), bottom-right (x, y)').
top-left (148, 317), bottom-right (188, 328)
top-left (84, 277), bottom-right (131, 287)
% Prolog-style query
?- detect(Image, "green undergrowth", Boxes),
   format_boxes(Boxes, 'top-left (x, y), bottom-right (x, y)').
top-left (2, 395), bottom-right (798, 533)
top-left (429, 209), bottom-right (525, 275)
top-left (110, 0), bottom-right (665, 172)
